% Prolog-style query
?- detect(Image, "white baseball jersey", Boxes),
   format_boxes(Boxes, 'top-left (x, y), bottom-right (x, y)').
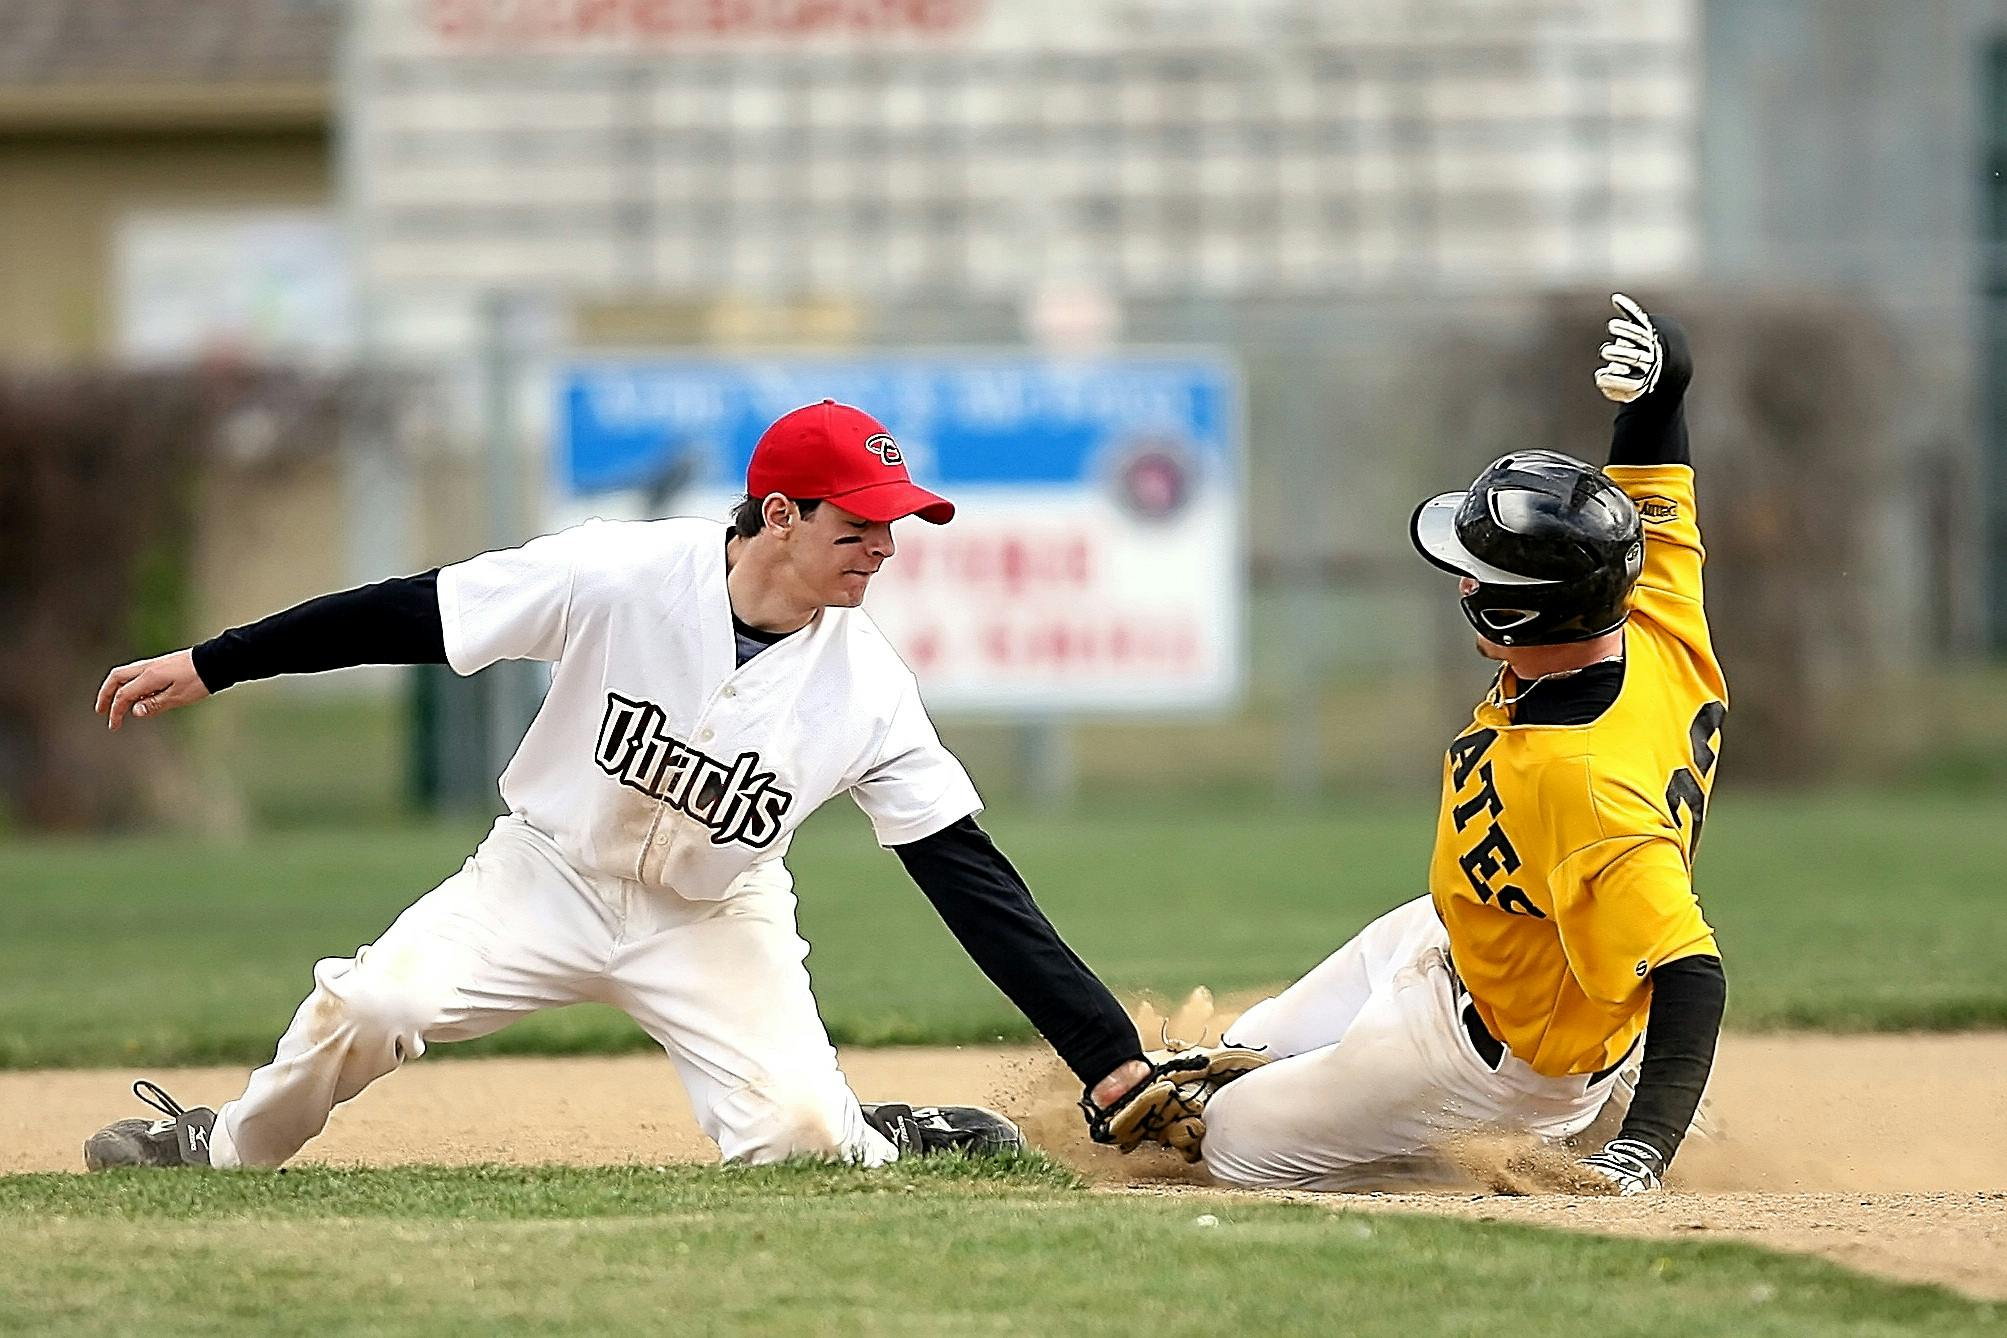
top-left (436, 516), bottom-right (981, 899)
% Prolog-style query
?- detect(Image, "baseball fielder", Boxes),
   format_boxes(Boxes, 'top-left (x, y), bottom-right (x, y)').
top-left (1099, 296), bottom-right (1728, 1193)
top-left (85, 400), bottom-right (1164, 1170)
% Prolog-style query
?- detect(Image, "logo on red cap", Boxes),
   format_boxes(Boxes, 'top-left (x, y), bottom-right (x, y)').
top-left (864, 434), bottom-right (903, 467)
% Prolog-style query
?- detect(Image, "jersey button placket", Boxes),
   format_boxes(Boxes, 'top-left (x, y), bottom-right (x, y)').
top-left (639, 810), bottom-right (672, 885)
top-left (652, 683), bottom-right (734, 882)
top-left (696, 678), bottom-right (739, 748)
top-left (646, 827), bottom-right (670, 896)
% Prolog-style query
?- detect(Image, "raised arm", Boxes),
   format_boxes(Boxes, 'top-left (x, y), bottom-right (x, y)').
top-left (1595, 297), bottom-right (1718, 654)
top-left (1598, 292), bottom-right (1693, 468)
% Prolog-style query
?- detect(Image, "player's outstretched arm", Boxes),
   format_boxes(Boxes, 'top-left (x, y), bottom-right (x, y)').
top-left (95, 570), bottom-right (448, 731)
top-left (1597, 293), bottom-right (1694, 469)
top-left (892, 816), bottom-right (1149, 1106)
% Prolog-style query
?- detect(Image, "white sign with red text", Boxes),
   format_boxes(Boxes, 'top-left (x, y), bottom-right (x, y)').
top-left (555, 353), bottom-right (1243, 714)
top-left (863, 486), bottom-right (1237, 713)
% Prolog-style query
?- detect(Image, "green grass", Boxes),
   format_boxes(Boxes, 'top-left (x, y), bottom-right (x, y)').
top-left (1, 789), bottom-right (2004, 1069)
top-left (0, 1162), bottom-right (1994, 1336)
top-left (189, 683), bottom-right (413, 827)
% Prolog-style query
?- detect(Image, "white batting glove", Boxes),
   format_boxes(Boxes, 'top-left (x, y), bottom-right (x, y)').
top-left (1594, 293), bottom-right (1663, 403)
top-left (1576, 1137), bottom-right (1667, 1196)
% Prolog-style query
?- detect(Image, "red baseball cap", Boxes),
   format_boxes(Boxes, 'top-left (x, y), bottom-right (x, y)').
top-left (746, 400), bottom-right (955, 525)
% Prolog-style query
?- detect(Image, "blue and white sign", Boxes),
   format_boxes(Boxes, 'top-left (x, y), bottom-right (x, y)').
top-left (555, 353), bottom-right (1243, 713)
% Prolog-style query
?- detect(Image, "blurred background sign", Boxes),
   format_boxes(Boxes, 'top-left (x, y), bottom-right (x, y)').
top-left (114, 209), bottom-right (353, 368)
top-left (554, 353), bottom-right (1244, 713)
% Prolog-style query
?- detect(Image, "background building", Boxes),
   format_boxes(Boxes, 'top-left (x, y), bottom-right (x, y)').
top-left (4, 0), bottom-right (2004, 825)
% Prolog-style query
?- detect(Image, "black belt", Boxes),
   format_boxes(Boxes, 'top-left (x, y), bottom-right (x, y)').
top-left (1457, 997), bottom-right (1636, 1086)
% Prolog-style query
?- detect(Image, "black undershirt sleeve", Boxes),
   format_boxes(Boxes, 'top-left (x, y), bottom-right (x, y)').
top-left (893, 816), bottom-right (1144, 1087)
top-left (1618, 953), bottom-right (1726, 1165)
top-left (1607, 396), bottom-right (1691, 469)
top-left (190, 570), bottom-right (448, 693)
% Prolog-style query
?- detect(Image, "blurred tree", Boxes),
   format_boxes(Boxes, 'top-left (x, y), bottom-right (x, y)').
top-left (0, 367), bottom-right (344, 829)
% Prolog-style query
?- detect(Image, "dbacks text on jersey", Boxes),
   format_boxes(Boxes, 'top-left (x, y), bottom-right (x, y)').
top-left (595, 693), bottom-right (793, 848)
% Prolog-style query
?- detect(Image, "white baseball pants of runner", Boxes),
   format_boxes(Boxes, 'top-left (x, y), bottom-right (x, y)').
top-left (206, 815), bottom-right (896, 1169)
top-left (1202, 895), bottom-right (1621, 1191)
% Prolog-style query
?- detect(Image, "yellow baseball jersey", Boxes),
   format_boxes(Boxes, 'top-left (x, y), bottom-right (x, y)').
top-left (1427, 464), bottom-right (1727, 1078)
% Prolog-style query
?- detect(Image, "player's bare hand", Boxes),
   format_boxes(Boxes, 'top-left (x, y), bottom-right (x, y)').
top-left (1089, 1059), bottom-right (1153, 1111)
top-left (96, 649), bottom-right (210, 730)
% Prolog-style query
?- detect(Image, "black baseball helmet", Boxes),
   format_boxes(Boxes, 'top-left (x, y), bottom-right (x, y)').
top-left (1410, 450), bottom-right (1644, 646)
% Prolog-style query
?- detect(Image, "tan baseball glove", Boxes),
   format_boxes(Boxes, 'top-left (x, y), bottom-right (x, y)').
top-left (1079, 1043), bottom-right (1271, 1162)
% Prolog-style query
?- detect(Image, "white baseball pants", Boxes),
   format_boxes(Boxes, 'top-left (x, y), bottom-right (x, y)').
top-left (1202, 895), bottom-right (1620, 1190)
top-left (206, 815), bottom-right (895, 1169)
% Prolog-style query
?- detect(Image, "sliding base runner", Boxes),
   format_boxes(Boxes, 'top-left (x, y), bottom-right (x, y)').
top-left (1105, 296), bottom-right (1730, 1193)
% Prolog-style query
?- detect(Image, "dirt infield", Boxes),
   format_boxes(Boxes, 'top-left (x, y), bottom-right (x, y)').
top-left (8, 1032), bottom-right (2006, 1300)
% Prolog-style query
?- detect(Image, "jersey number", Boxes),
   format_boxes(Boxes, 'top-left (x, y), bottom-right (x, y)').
top-left (1665, 701), bottom-right (1726, 859)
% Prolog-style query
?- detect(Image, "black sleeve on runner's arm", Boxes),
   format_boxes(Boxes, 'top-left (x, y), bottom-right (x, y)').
top-left (1607, 397), bottom-right (1691, 469)
top-left (1606, 312), bottom-right (1693, 469)
top-left (190, 570), bottom-right (447, 693)
top-left (1617, 953), bottom-right (1726, 1165)
top-left (894, 816), bottom-right (1144, 1087)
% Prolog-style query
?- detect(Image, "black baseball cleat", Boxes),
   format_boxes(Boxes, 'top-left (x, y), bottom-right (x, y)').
top-left (861, 1103), bottom-right (1025, 1157)
top-left (83, 1081), bottom-right (218, 1170)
